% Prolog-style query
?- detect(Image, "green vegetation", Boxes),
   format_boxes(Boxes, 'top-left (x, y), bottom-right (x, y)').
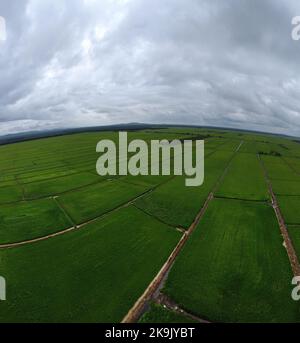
top-left (261, 156), bottom-right (299, 181)
top-left (0, 185), bottom-right (23, 204)
top-left (216, 153), bottom-right (269, 201)
top-left (277, 196), bottom-right (300, 225)
top-left (0, 127), bottom-right (300, 323)
top-left (135, 150), bottom-right (233, 228)
top-left (0, 198), bottom-right (72, 244)
top-left (164, 198), bottom-right (299, 322)
top-left (0, 206), bottom-right (181, 322)
top-left (23, 172), bottom-right (104, 199)
top-left (57, 180), bottom-right (146, 224)
top-left (272, 180), bottom-right (300, 196)
top-left (119, 174), bottom-right (172, 189)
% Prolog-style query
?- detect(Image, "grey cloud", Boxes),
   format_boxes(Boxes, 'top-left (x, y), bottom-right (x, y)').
top-left (0, 0), bottom-right (300, 136)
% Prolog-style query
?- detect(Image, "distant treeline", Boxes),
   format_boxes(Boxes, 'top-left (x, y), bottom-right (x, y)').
top-left (259, 151), bottom-right (282, 157)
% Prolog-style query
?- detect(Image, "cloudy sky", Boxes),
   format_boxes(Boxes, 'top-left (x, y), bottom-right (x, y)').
top-left (0, 0), bottom-right (300, 136)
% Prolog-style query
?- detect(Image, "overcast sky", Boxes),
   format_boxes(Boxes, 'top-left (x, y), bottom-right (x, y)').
top-left (0, 0), bottom-right (300, 136)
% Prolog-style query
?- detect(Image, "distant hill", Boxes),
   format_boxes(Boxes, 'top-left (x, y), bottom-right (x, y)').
top-left (0, 123), bottom-right (164, 145)
top-left (0, 123), bottom-right (298, 146)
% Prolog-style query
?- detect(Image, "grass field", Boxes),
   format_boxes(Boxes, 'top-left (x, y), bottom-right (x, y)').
top-left (163, 198), bottom-right (299, 322)
top-left (0, 127), bottom-right (300, 323)
top-left (272, 180), bottom-right (300, 196)
top-left (23, 172), bottom-right (104, 199)
top-left (261, 156), bottom-right (299, 181)
top-left (0, 206), bottom-right (181, 322)
top-left (277, 196), bottom-right (300, 225)
top-left (216, 153), bottom-right (269, 201)
top-left (135, 150), bottom-right (234, 228)
top-left (0, 185), bottom-right (23, 205)
top-left (0, 198), bottom-right (72, 244)
top-left (57, 179), bottom-right (147, 224)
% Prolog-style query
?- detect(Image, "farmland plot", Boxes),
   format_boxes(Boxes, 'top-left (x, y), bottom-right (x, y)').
top-left (277, 196), bottom-right (300, 225)
top-left (23, 172), bottom-right (104, 199)
top-left (272, 180), bottom-right (300, 196)
top-left (0, 198), bottom-right (72, 244)
top-left (164, 198), bottom-right (299, 322)
top-left (17, 167), bottom-right (74, 184)
top-left (0, 185), bottom-right (23, 204)
top-left (261, 156), bottom-right (299, 181)
top-left (57, 179), bottom-right (147, 224)
top-left (239, 141), bottom-right (271, 154)
top-left (119, 174), bottom-right (173, 189)
top-left (0, 128), bottom-right (299, 323)
top-left (135, 150), bottom-right (233, 228)
top-left (218, 140), bottom-right (241, 152)
top-left (216, 153), bottom-right (269, 201)
top-left (135, 175), bottom-right (209, 228)
top-left (283, 157), bottom-right (300, 174)
top-left (0, 206), bottom-right (181, 322)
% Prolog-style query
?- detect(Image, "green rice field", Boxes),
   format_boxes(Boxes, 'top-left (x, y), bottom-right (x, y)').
top-left (0, 127), bottom-right (300, 323)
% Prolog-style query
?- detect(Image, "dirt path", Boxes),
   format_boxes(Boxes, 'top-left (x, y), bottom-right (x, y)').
top-left (2, 141), bottom-right (246, 322)
top-left (0, 141), bottom-right (229, 249)
top-left (155, 294), bottom-right (210, 323)
top-left (0, 173), bottom-right (184, 249)
top-left (258, 154), bottom-right (300, 277)
top-left (0, 186), bottom-right (161, 249)
top-left (0, 226), bottom-right (77, 249)
top-left (122, 141), bottom-right (244, 323)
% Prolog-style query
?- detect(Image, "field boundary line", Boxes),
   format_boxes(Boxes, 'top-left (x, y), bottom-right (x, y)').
top-left (0, 178), bottom-right (110, 206)
top-left (18, 169), bottom-right (93, 186)
top-left (121, 140), bottom-right (244, 323)
top-left (0, 141), bottom-right (242, 247)
top-left (117, 175), bottom-right (175, 190)
top-left (3, 162), bottom-right (68, 177)
top-left (213, 195), bottom-right (268, 203)
top-left (9, 147), bottom-right (216, 204)
top-left (0, 191), bottom-right (150, 249)
top-left (53, 196), bottom-right (77, 228)
top-left (272, 194), bottom-right (300, 197)
top-left (0, 175), bottom-right (181, 249)
top-left (121, 231), bottom-right (189, 323)
top-left (133, 204), bottom-right (179, 230)
top-left (0, 137), bottom-right (222, 188)
top-left (281, 157), bottom-right (300, 176)
top-left (23, 177), bottom-right (110, 202)
top-left (1, 175), bottom-right (124, 206)
top-left (0, 226), bottom-right (76, 249)
top-left (74, 177), bottom-right (183, 229)
top-left (258, 154), bottom-right (300, 277)
top-left (14, 175), bottom-right (25, 201)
